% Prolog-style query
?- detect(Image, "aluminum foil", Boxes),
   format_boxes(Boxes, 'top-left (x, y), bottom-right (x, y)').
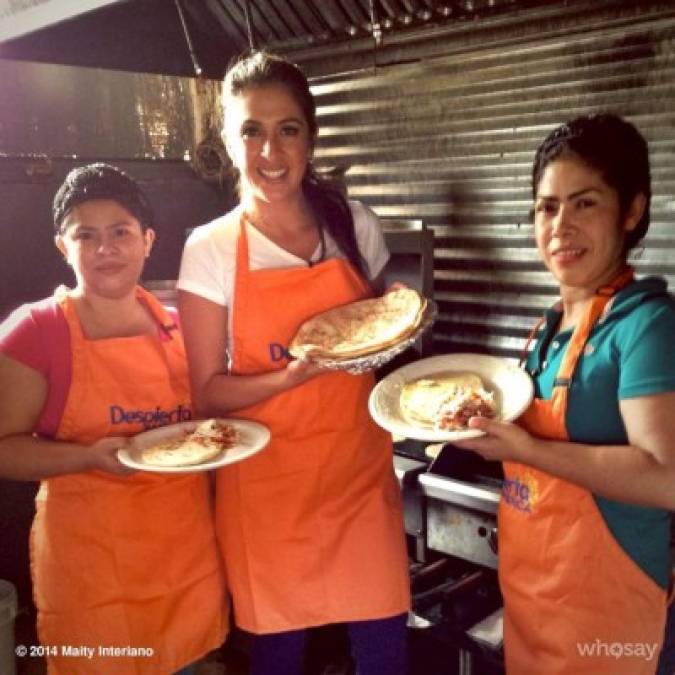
top-left (305, 300), bottom-right (438, 375)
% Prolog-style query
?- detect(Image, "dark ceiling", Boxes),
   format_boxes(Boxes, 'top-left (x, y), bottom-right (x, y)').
top-left (0, 0), bottom-right (525, 80)
top-left (0, 0), bottom-right (233, 79)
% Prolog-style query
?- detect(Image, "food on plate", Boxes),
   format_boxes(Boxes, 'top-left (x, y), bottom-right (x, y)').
top-left (140, 419), bottom-right (239, 467)
top-left (289, 288), bottom-right (427, 361)
top-left (399, 371), bottom-right (497, 430)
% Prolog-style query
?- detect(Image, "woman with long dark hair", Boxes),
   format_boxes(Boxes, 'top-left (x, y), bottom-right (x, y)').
top-left (178, 52), bottom-right (410, 675)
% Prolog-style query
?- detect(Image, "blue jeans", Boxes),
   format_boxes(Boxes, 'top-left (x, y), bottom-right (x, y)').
top-left (250, 612), bottom-right (409, 675)
top-left (657, 601), bottom-right (675, 675)
top-left (174, 664), bottom-right (197, 675)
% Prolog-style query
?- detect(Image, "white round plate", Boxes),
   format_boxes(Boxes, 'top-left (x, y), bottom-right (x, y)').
top-left (368, 353), bottom-right (534, 442)
top-left (117, 418), bottom-right (271, 473)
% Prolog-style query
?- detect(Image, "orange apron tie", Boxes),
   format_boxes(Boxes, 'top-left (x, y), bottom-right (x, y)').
top-left (32, 287), bottom-right (227, 675)
top-left (215, 214), bottom-right (410, 633)
top-left (502, 268), bottom-right (667, 674)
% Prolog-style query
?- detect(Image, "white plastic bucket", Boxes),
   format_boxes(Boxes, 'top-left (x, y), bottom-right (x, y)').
top-left (0, 580), bottom-right (17, 675)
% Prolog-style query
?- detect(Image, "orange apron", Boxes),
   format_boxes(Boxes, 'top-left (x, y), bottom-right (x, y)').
top-left (500, 269), bottom-right (667, 674)
top-left (31, 287), bottom-right (228, 675)
top-left (215, 216), bottom-right (410, 634)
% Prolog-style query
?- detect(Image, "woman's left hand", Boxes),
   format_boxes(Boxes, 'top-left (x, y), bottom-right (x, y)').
top-left (454, 416), bottom-right (536, 463)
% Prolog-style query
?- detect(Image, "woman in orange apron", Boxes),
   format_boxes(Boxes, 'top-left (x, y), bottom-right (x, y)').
top-left (178, 52), bottom-right (410, 675)
top-left (458, 113), bottom-right (675, 674)
top-left (0, 164), bottom-right (227, 674)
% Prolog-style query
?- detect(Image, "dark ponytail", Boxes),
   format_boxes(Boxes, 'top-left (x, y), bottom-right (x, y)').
top-left (302, 167), bottom-right (367, 277)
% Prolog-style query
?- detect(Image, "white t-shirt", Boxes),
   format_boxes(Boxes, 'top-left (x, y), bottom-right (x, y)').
top-left (177, 200), bottom-right (390, 353)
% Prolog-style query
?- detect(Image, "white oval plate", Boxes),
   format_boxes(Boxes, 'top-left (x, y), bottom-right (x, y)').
top-left (368, 353), bottom-right (534, 442)
top-left (117, 418), bottom-right (271, 473)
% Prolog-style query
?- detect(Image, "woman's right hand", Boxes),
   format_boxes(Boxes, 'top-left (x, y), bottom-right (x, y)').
top-left (285, 358), bottom-right (326, 386)
top-left (88, 437), bottom-right (136, 476)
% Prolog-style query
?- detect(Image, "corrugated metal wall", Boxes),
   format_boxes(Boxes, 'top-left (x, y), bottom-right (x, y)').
top-left (292, 0), bottom-right (675, 359)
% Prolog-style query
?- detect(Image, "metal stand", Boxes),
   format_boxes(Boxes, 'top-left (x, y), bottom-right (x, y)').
top-left (459, 648), bottom-right (473, 675)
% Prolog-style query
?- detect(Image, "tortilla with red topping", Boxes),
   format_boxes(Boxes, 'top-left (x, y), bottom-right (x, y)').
top-left (399, 372), bottom-right (497, 430)
top-left (140, 419), bottom-right (239, 467)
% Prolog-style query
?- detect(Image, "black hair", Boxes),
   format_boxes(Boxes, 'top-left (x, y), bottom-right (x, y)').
top-left (222, 51), bottom-right (367, 278)
top-left (532, 113), bottom-right (651, 253)
top-left (53, 163), bottom-right (154, 233)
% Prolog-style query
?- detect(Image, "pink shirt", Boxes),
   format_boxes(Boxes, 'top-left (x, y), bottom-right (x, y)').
top-left (0, 297), bottom-right (70, 436)
top-left (0, 296), bottom-right (179, 437)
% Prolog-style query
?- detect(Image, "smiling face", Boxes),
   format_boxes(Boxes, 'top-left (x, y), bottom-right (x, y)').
top-left (56, 199), bottom-right (154, 299)
top-left (533, 155), bottom-right (644, 295)
top-left (224, 83), bottom-right (314, 209)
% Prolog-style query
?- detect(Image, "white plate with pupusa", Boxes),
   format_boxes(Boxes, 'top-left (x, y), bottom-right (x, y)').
top-left (368, 354), bottom-right (534, 442)
top-left (117, 418), bottom-right (271, 473)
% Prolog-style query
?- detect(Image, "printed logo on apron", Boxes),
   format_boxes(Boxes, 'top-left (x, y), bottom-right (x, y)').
top-left (268, 342), bottom-right (292, 363)
top-left (109, 403), bottom-right (192, 429)
top-left (502, 472), bottom-right (540, 513)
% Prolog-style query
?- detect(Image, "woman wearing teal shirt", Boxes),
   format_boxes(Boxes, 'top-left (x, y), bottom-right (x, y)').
top-left (459, 113), bottom-right (675, 674)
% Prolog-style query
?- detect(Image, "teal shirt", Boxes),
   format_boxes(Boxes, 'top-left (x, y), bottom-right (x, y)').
top-left (525, 277), bottom-right (675, 588)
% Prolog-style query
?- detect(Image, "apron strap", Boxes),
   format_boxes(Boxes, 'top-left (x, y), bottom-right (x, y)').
top-left (553, 267), bottom-right (635, 391)
top-left (519, 303), bottom-right (561, 371)
top-left (519, 315), bottom-right (547, 369)
top-left (135, 286), bottom-right (179, 338)
top-left (522, 267), bottom-right (636, 371)
top-left (232, 211), bottom-right (251, 372)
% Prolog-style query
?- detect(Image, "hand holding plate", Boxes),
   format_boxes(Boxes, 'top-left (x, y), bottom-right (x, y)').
top-left (89, 437), bottom-right (137, 475)
top-left (286, 357), bottom-right (327, 384)
top-left (454, 416), bottom-right (536, 463)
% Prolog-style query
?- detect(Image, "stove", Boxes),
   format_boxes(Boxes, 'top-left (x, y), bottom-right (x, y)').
top-left (392, 442), bottom-right (505, 674)
top-left (393, 452), bottom-right (427, 563)
top-left (420, 444), bottom-right (501, 570)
